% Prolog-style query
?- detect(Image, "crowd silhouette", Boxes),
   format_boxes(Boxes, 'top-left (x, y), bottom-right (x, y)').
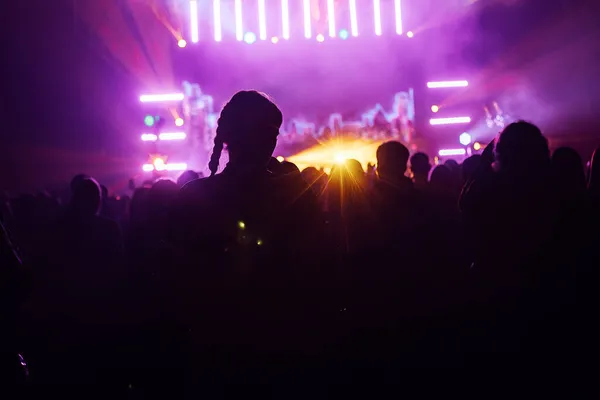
top-left (1, 90), bottom-right (598, 393)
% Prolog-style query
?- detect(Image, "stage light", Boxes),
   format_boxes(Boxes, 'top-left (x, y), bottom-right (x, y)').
top-left (144, 115), bottom-right (156, 127)
top-left (276, 156), bottom-right (284, 162)
top-left (190, 1), bottom-right (199, 43)
top-left (175, 117), bottom-right (184, 127)
top-left (430, 117), bottom-right (471, 125)
top-left (459, 132), bottom-right (472, 146)
top-left (142, 164), bottom-right (154, 172)
top-left (427, 80), bottom-right (469, 88)
top-left (431, 105), bottom-right (439, 113)
top-left (303, 0), bottom-right (311, 38)
top-left (439, 148), bottom-right (466, 156)
top-left (140, 93), bottom-right (184, 103)
top-left (159, 132), bottom-right (187, 141)
top-left (141, 133), bottom-right (158, 141)
top-left (235, 0), bottom-right (243, 41)
top-left (349, 0), bottom-right (358, 36)
top-left (473, 142), bottom-right (481, 151)
top-left (244, 32), bottom-right (256, 44)
top-left (165, 163), bottom-right (188, 171)
top-left (316, 33), bottom-right (325, 42)
top-left (154, 157), bottom-right (166, 171)
top-left (374, 0), bottom-right (382, 36)
top-left (394, 0), bottom-right (403, 34)
top-left (178, 39), bottom-right (187, 48)
top-left (281, 0), bottom-right (290, 39)
top-left (213, 0), bottom-right (222, 42)
top-left (327, 0), bottom-right (336, 37)
top-left (258, 0), bottom-right (267, 40)
top-left (406, 31), bottom-right (414, 38)
top-left (339, 29), bottom-right (349, 40)
top-left (271, 37), bottom-right (279, 44)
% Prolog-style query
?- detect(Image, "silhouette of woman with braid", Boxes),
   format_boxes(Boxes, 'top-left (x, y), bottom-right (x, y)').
top-left (167, 91), bottom-right (329, 365)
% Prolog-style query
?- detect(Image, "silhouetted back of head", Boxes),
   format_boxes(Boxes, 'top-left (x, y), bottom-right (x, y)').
top-left (280, 161), bottom-right (300, 175)
top-left (552, 147), bottom-right (585, 195)
top-left (70, 177), bottom-right (101, 217)
top-left (430, 165), bottom-right (454, 194)
top-left (376, 141), bottom-right (409, 180)
top-left (410, 152), bottom-right (431, 177)
top-left (209, 90), bottom-right (283, 176)
top-left (495, 121), bottom-right (550, 176)
top-left (70, 174), bottom-right (90, 194)
top-left (462, 154), bottom-right (482, 182)
top-left (177, 170), bottom-right (200, 187)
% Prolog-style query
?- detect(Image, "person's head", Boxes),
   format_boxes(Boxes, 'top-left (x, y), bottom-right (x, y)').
top-left (410, 152), bottom-right (431, 180)
top-left (376, 141), bottom-right (410, 181)
top-left (177, 170), bottom-right (200, 187)
top-left (280, 161), bottom-right (300, 175)
top-left (70, 177), bottom-right (102, 216)
top-left (495, 121), bottom-right (550, 176)
top-left (209, 90), bottom-right (283, 176)
top-left (148, 179), bottom-right (179, 223)
top-left (429, 165), bottom-right (454, 194)
top-left (70, 174), bottom-right (89, 195)
top-left (551, 147), bottom-right (585, 195)
top-left (462, 154), bottom-right (482, 183)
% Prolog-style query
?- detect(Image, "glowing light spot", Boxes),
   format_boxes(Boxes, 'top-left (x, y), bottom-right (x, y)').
top-left (244, 32), bottom-right (256, 44)
top-left (431, 105), bottom-right (439, 113)
top-left (175, 118), bottom-right (184, 127)
top-left (339, 29), bottom-right (349, 40)
top-left (256, 239), bottom-right (263, 246)
top-left (271, 36), bottom-right (279, 43)
top-left (238, 221), bottom-right (246, 229)
top-left (459, 132), bottom-right (472, 146)
top-left (334, 153), bottom-right (346, 164)
top-left (276, 156), bottom-right (284, 162)
top-left (153, 157), bottom-right (166, 171)
top-left (178, 39), bottom-right (187, 48)
top-left (406, 31), bottom-right (414, 38)
top-left (316, 33), bottom-right (325, 42)
top-left (144, 115), bottom-right (155, 127)
top-left (473, 142), bottom-right (481, 151)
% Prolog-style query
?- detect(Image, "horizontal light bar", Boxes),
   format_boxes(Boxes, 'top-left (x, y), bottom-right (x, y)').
top-left (142, 163), bottom-right (188, 172)
top-left (140, 132), bottom-right (187, 141)
top-left (139, 93), bottom-right (184, 103)
top-left (438, 148), bottom-right (466, 156)
top-left (427, 80), bottom-right (469, 89)
top-left (430, 117), bottom-right (471, 125)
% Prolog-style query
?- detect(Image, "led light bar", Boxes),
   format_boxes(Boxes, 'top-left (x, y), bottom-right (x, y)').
top-left (427, 80), bottom-right (469, 89)
top-left (438, 149), bottom-right (467, 156)
top-left (139, 93), bottom-right (184, 103)
top-left (430, 117), bottom-right (471, 125)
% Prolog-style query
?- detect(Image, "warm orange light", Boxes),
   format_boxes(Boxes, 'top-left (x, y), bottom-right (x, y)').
top-left (431, 105), bottom-right (439, 113)
top-left (473, 142), bottom-right (481, 151)
top-left (175, 117), bottom-right (184, 127)
top-left (178, 39), bottom-right (187, 48)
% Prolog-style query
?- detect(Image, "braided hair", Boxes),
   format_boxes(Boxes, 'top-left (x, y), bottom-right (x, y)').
top-left (208, 91), bottom-right (283, 176)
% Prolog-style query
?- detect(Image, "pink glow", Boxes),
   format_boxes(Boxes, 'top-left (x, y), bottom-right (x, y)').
top-left (430, 117), bottom-right (471, 125)
top-left (281, 0), bottom-right (290, 39)
top-left (139, 93), bottom-right (184, 103)
top-left (190, 1), bottom-right (199, 43)
top-left (374, 0), bottom-right (382, 36)
top-left (349, 0), bottom-right (358, 36)
top-left (213, 0), bottom-right (222, 42)
top-left (258, 0), bottom-right (267, 40)
top-left (427, 80), bottom-right (469, 89)
top-left (327, 0), bottom-right (336, 37)
top-left (438, 149), bottom-right (467, 156)
top-left (235, 0), bottom-right (243, 41)
top-left (142, 162), bottom-right (188, 172)
top-left (394, 0), bottom-right (403, 35)
top-left (141, 134), bottom-right (158, 142)
top-left (303, 0), bottom-right (311, 38)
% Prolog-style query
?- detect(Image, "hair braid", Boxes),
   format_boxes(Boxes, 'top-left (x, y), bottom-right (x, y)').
top-left (208, 130), bottom-right (225, 177)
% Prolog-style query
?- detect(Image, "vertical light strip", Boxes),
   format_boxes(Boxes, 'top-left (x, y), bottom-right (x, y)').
top-left (235, 0), bottom-right (243, 41)
top-left (258, 0), bottom-right (267, 40)
top-left (190, 1), bottom-right (199, 43)
top-left (349, 0), bottom-right (358, 37)
top-left (394, 0), bottom-right (403, 35)
top-left (374, 0), bottom-right (382, 36)
top-left (213, 0), bottom-right (222, 41)
top-left (303, 0), bottom-right (311, 38)
top-left (327, 0), bottom-right (336, 37)
top-left (282, 0), bottom-right (290, 39)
